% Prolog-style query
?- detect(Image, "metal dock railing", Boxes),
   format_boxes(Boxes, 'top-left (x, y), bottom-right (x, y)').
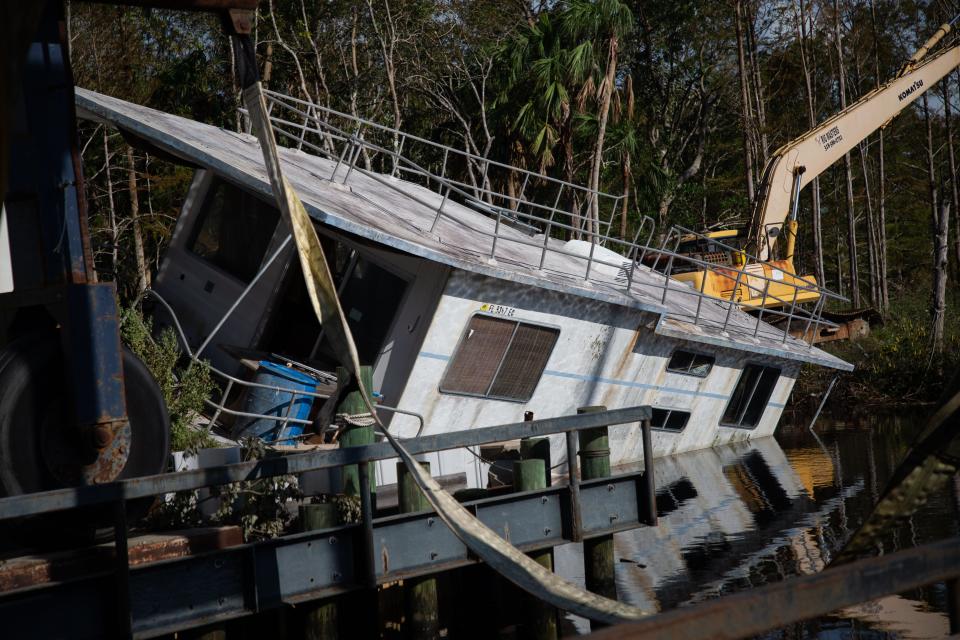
top-left (0, 406), bottom-right (655, 638)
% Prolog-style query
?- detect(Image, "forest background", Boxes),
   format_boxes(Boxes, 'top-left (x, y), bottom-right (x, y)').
top-left (66, 0), bottom-right (960, 404)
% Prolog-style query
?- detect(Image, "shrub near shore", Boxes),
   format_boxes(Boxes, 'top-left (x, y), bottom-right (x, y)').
top-left (794, 292), bottom-right (960, 407)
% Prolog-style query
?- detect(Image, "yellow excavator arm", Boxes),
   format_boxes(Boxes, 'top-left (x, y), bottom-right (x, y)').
top-left (753, 20), bottom-right (960, 259)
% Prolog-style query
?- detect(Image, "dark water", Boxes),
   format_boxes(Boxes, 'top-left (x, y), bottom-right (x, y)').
top-left (556, 406), bottom-right (960, 638)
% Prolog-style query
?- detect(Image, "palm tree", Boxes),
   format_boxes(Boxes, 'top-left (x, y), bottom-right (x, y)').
top-left (561, 0), bottom-right (633, 238)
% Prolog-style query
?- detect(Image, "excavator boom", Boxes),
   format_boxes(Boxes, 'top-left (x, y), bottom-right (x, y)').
top-left (753, 24), bottom-right (960, 258)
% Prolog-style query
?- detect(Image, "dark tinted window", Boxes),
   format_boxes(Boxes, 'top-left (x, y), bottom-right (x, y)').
top-left (651, 408), bottom-right (690, 432)
top-left (721, 364), bottom-right (781, 428)
top-left (189, 178), bottom-right (280, 282)
top-left (441, 315), bottom-right (559, 402)
top-left (666, 350), bottom-right (715, 378)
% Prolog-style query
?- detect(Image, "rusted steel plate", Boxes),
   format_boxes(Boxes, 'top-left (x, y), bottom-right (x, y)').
top-left (584, 536), bottom-right (960, 640)
top-left (0, 526), bottom-right (242, 593)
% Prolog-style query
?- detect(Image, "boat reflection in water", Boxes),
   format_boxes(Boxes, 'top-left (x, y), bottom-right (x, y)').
top-left (556, 413), bottom-right (955, 638)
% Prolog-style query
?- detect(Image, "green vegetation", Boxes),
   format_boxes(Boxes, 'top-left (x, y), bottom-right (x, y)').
top-left (798, 287), bottom-right (960, 405)
top-left (148, 437), bottom-right (302, 541)
top-left (119, 304), bottom-right (216, 452)
top-left (71, 1), bottom-right (960, 401)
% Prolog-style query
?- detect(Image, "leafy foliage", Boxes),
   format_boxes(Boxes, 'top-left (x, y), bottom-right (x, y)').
top-left (73, 0), bottom-right (960, 397)
top-left (119, 304), bottom-right (216, 453)
top-left (147, 437), bottom-right (303, 541)
top-left (800, 287), bottom-right (960, 404)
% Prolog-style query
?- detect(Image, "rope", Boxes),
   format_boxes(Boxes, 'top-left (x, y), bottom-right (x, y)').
top-left (335, 412), bottom-right (375, 428)
top-left (233, 37), bottom-right (651, 623)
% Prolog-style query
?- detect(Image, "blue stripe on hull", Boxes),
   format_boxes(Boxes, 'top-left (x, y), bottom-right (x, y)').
top-left (417, 352), bottom-right (787, 410)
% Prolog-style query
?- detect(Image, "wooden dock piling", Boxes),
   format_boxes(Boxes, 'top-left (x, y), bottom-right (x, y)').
top-left (299, 503), bottom-right (339, 640)
top-left (337, 365), bottom-right (376, 500)
top-left (397, 461), bottom-right (440, 639)
top-left (577, 405), bottom-right (616, 630)
top-left (519, 437), bottom-right (551, 486)
top-left (513, 458), bottom-right (558, 640)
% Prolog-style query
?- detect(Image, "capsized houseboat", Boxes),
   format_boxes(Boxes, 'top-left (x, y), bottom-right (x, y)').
top-left (75, 87), bottom-right (852, 489)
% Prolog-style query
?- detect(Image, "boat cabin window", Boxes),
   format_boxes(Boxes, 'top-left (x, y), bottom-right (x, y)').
top-left (721, 364), bottom-right (781, 429)
top-left (440, 314), bottom-right (559, 402)
top-left (651, 408), bottom-right (690, 432)
top-left (188, 178), bottom-right (280, 282)
top-left (259, 235), bottom-right (408, 367)
top-left (666, 350), bottom-right (715, 377)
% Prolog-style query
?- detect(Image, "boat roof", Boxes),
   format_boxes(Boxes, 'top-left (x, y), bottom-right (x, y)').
top-left (75, 88), bottom-right (852, 372)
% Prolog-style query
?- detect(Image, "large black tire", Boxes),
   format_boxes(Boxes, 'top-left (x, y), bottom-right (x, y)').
top-left (0, 333), bottom-right (170, 497)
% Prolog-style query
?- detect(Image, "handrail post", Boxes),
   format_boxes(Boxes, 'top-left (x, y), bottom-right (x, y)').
top-left (693, 268), bottom-right (709, 324)
top-left (753, 280), bottom-right (771, 337)
top-left (722, 267), bottom-right (745, 332)
top-left (491, 208), bottom-right (503, 259)
top-left (565, 431), bottom-right (582, 543)
top-left (429, 184), bottom-right (450, 234)
top-left (330, 128), bottom-right (357, 180)
top-left (539, 220), bottom-right (553, 270)
top-left (641, 418), bottom-right (656, 526)
top-left (800, 294), bottom-right (825, 346)
top-left (584, 230), bottom-right (598, 280)
top-left (343, 133), bottom-right (364, 183)
top-left (783, 283), bottom-right (801, 342)
top-left (660, 251), bottom-right (677, 303)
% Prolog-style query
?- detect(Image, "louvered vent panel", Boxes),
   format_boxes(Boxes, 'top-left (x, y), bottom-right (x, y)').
top-left (440, 316), bottom-right (516, 395)
top-left (488, 324), bottom-right (559, 400)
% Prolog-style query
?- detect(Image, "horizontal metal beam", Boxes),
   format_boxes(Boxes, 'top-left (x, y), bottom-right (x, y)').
top-left (584, 536), bottom-right (960, 640)
top-left (0, 470), bottom-right (653, 638)
top-left (0, 406), bottom-right (651, 520)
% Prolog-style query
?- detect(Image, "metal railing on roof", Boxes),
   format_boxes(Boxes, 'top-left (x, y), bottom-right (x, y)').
top-left (241, 91), bottom-right (847, 349)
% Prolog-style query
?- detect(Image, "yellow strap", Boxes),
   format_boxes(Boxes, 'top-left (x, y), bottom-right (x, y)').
top-left (242, 82), bottom-right (649, 623)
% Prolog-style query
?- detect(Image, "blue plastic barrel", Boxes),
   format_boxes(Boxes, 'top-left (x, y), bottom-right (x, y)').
top-left (232, 361), bottom-right (318, 445)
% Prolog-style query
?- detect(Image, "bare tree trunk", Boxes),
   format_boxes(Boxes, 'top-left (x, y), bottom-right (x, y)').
top-left (588, 32), bottom-right (619, 239)
top-left (945, 78), bottom-right (960, 281)
top-left (955, 69), bottom-right (960, 273)
top-left (923, 92), bottom-right (946, 352)
top-left (620, 151), bottom-right (631, 239)
top-left (125, 146), bottom-right (149, 296)
top-left (562, 104), bottom-right (577, 240)
top-left (835, 217), bottom-right (844, 298)
top-left (932, 201), bottom-right (949, 353)
top-left (858, 141), bottom-right (879, 305)
top-left (869, 0), bottom-right (888, 311)
top-left (735, 0), bottom-right (756, 205)
top-left (366, 0), bottom-right (403, 173)
top-left (102, 130), bottom-right (118, 279)
top-left (878, 127), bottom-right (889, 309)
top-left (833, 0), bottom-right (860, 307)
top-left (797, 0), bottom-right (825, 287)
top-left (745, 0), bottom-right (769, 165)
top-left (620, 76), bottom-right (635, 240)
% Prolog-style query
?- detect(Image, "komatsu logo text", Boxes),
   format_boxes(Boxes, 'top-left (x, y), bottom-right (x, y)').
top-left (898, 79), bottom-right (923, 102)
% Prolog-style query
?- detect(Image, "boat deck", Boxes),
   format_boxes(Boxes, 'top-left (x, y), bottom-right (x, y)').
top-left (76, 88), bottom-right (851, 371)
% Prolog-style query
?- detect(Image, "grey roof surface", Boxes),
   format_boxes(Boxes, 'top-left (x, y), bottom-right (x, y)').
top-left (76, 88), bottom-right (852, 372)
